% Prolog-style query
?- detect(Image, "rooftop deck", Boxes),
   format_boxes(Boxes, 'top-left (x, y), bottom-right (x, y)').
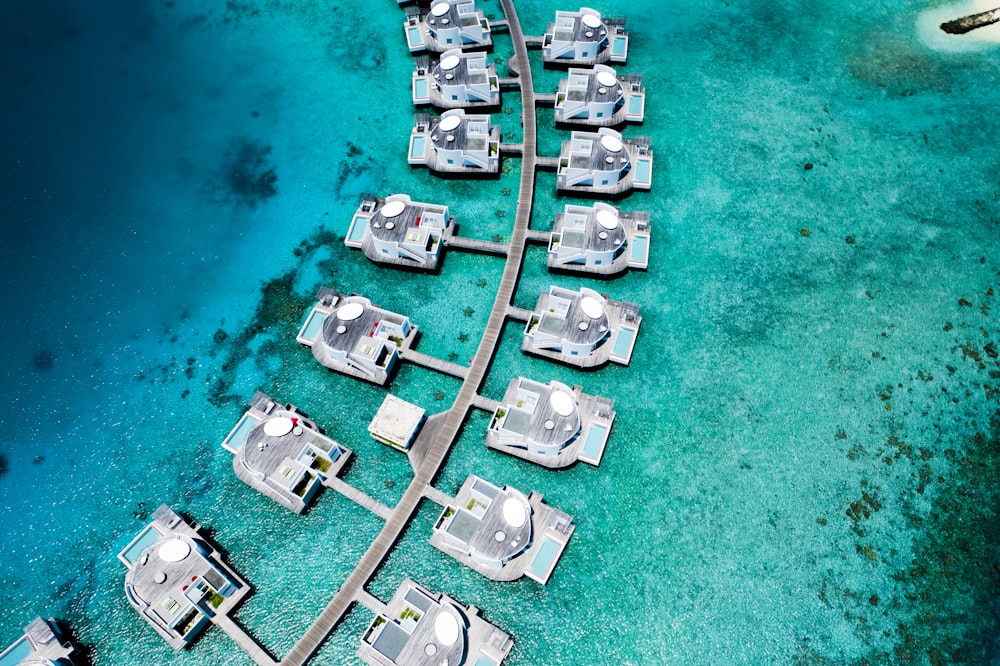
top-left (485, 377), bottom-right (616, 468)
top-left (0, 617), bottom-right (82, 666)
top-left (222, 391), bottom-right (352, 514)
top-left (522, 286), bottom-right (642, 368)
top-left (357, 579), bottom-right (512, 666)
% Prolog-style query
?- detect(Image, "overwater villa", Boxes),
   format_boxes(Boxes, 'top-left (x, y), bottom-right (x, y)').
top-left (345, 194), bottom-right (454, 271)
top-left (220, 391), bottom-right (351, 514)
top-left (542, 7), bottom-right (628, 66)
top-left (297, 287), bottom-right (416, 386)
top-left (556, 127), bottom-right (653, 194)
top-left (0, 617), bottom-right (81, 665)
top-left (117, 505), bottom-right (248, 651)
top-left (487, 376), bottom-right (616, 468)
top-left (408, 110), bottom-right (501, 175)
top-left (553, 65), bottom-right (644, 126)
top-left (548, 201), bottom-right (650, 274)
top-left (357, 578), bottom-right (513, 666)
top-left (404, 1), bottom-right (492, 53)
top-left (430, 475), bottom-right (574, 584)
top-left (413, 50), bottom-right (500, 109)
top-left (522, 285), bottom-right (641, 367)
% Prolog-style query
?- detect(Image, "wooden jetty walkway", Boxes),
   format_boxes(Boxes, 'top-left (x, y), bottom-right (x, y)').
top-left (472, 394), bottom-right (501, 413)
top-left (399, 348), bottom-right (469, 379)
top-left (445, 235), bottom-right (510, 256)
top-left (213, 614), bottom-right (279, 666)
top-left (321, 476), bottom-right (393, 521)
top-left (506, 305), bottom-right (534, 322)
top-left (277, 1), bottom-right (539, 662)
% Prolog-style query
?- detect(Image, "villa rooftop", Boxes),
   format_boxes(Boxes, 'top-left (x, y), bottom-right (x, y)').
top-left (548, 202), bottom-right (651, 275)
top-left (345, 194), bottom-right (454, 271)
top-left (117, 505), bottom-right (249, 651)
top-left (221, 391), bottom-right (351, 514)
top-left (487, 376), bottom-right (616, 468)
top-left (0, 617), bottom-right (81, 666)
top-left (297, 287), bottom-right (417, 385)
top-left (430, 475), bottom-right (574, 583)
top-left (357, 578), bottom-right (512, 666)
top-left (522, 285), bottom-right (642, 367)
top-left (369, 395), bottom-right (426, 452)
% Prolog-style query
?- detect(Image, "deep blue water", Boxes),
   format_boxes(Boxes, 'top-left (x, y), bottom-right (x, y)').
top-left (1, 0), bottom-right (998, 664)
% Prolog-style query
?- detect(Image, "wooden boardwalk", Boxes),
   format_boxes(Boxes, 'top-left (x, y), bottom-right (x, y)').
top-left (399, 348), bottom-right (469, 379)
top-left (276, 1), bottom-right (539, 662)
top-left (445, 235), bottom-right (510, 256)
top-left (506, 305), bottom-right (534, 322)
top-left (213, 614), bottom-right (279, 666)
top-left (321, 476), bottom-right (393, 521)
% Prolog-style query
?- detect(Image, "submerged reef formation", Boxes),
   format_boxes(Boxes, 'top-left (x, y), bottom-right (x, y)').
top-left (221, 137), bottom-right (278, 208)
top-left (32, 348), bottom-right (55, 371)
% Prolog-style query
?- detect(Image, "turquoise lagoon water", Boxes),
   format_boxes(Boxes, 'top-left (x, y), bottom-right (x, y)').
top-left (0, 0), bottom-right (998, 665)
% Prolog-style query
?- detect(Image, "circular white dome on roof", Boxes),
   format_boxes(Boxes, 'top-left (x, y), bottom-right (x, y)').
top-left (381, 200), bottom-right (406, 218)
top-left (502, 497), bottom-right (527, 528)
top-left (438, 115), bottom-right (462, 132)
top-left (600, 135), bottom-right (623, 153)
top-left (596, 209), bottom-right (619, 230)
top-left (582, 13), bottom-right (602, 28)
top-left (264, 416), bottom-right (294, 437)
top-left (434, 612), bottom-right (460, 647)
top-left (159, 538), bottom-right (191, 563)
top-left (596, 71), bottom-right (617, 87)
top-left (431, 2), bottom-right (450, 17)
top-left (550, 389), bottom-right (575, 417)
top-left (337, 301), bottom-right (365, 321)
top-left (580, 295), bottom-right (604, 319)
top-left (440, 55), bottom-right (461, 71)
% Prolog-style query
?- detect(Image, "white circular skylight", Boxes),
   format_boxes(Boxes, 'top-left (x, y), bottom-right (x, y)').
top-left (597, 71), bottom-right (617, 87)
top-left (264, 416), bottom-right (294, 437)
top-left (596, 209), bottom-right (619, 229)
top-left (439, 115), bottom-right (462, 132)
top-left (550, 389), bottom-right (575, 417)
top-left (600, 135), bottom-right (623, 153)
top-left (440, 55), bottom-right (460, 71)
top-left (434, 613), bottom-right (460, 647)
top-left (337, 301), bottom-right (365, 321)
top-left (381, 200), bottom-right (406, 218)
top-left (158, 538), bottom-right (191, 563)
top-left (431, 2), bottom-right (450, 17)
top-left (580, 295), bottom-right (604, 319)
top-left (502, 497), bottom-right (527, 528)
top-left (582, 13), bottom-right (602, 29)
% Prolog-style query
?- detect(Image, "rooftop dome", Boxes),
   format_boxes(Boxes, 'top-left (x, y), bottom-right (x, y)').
top-left (381, 200), bottom-right (406, 218)
top-left (438, 115), bottom-right (462, 132)
top-left (580, 295), bottom-right (604, 319)
top-left (337, 301), bottom-right (365, 322)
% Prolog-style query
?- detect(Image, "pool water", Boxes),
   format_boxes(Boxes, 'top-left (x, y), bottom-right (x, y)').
top-left (222, 414), bottom-right (259, 452)
top-left (409, 135), bottom-right (427, 161)
top-left (0, 638), bottom-right (32, 666)
top-left (628, 235), bottom-right (649, 266)
top-left (626, 93), bottom-right (644, 117)
top-left (580, 423), bottom-right (608, 461)
top-left (610, 326), bottom-right (636, 359)
top-left (118, 525), bottom-right (161, 566)
top-left (527, 539), bottom-right (561, 579)
top-left (633, 158), bottom-right (652, 185)
top-left (413, 77), bottom-right (429, 101)
top-left (298, 309), bottom-right (327, 342)
top-left (347, 216), bottom-right (369, 243)
top-left (611, 36), bottom-right (627, 58)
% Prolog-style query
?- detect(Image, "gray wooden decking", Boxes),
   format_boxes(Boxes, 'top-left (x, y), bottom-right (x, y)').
top-left (213, 614), bottom-right (279, 666)
top-left (398, 348), bottom-right (469, 379)
top-left (445, 235), bottom-right (510, 256)
top-left (506, 305), bottom-right (534, 322)
top-left (321, 476), bottom-right (393, 521)
top-left (276, 0), bottom-right (540, 662)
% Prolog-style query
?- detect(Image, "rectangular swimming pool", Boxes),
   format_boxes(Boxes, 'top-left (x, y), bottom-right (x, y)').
top-left (297, 309), bottom-right (327, 342)
top-left (406, 26), bottom-right (424, 50)
top-left (0, 638), bottom-right (32, 666)
top-left (611, 36), bottom-right (628, 58)
top-left (611, 326), bottom-right (636, 361)
top-left (119, 524), bottom-right (161, 566)
top-left (627, 94), bottom-right (644, 117)
top-left (528, 538), bottom-right (562, 580)
top-left (223, 414), bottom-right (259, 452)
top-left (629, 234), bottom-right (649, 267)
top-left (413, 77), bottom-right (429, 101)
top-left (347, 216), bottom-right (368, 243)
top-left (409, 135), bottom-right (427, 161)
top-left (580, 423), bottom-right (609, 463)
top-left (634, 158), bottom-right (652, 187)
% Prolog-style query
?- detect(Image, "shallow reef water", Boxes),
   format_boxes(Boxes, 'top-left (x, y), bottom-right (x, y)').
top-left (0, 0), bottom-right (998, 664)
